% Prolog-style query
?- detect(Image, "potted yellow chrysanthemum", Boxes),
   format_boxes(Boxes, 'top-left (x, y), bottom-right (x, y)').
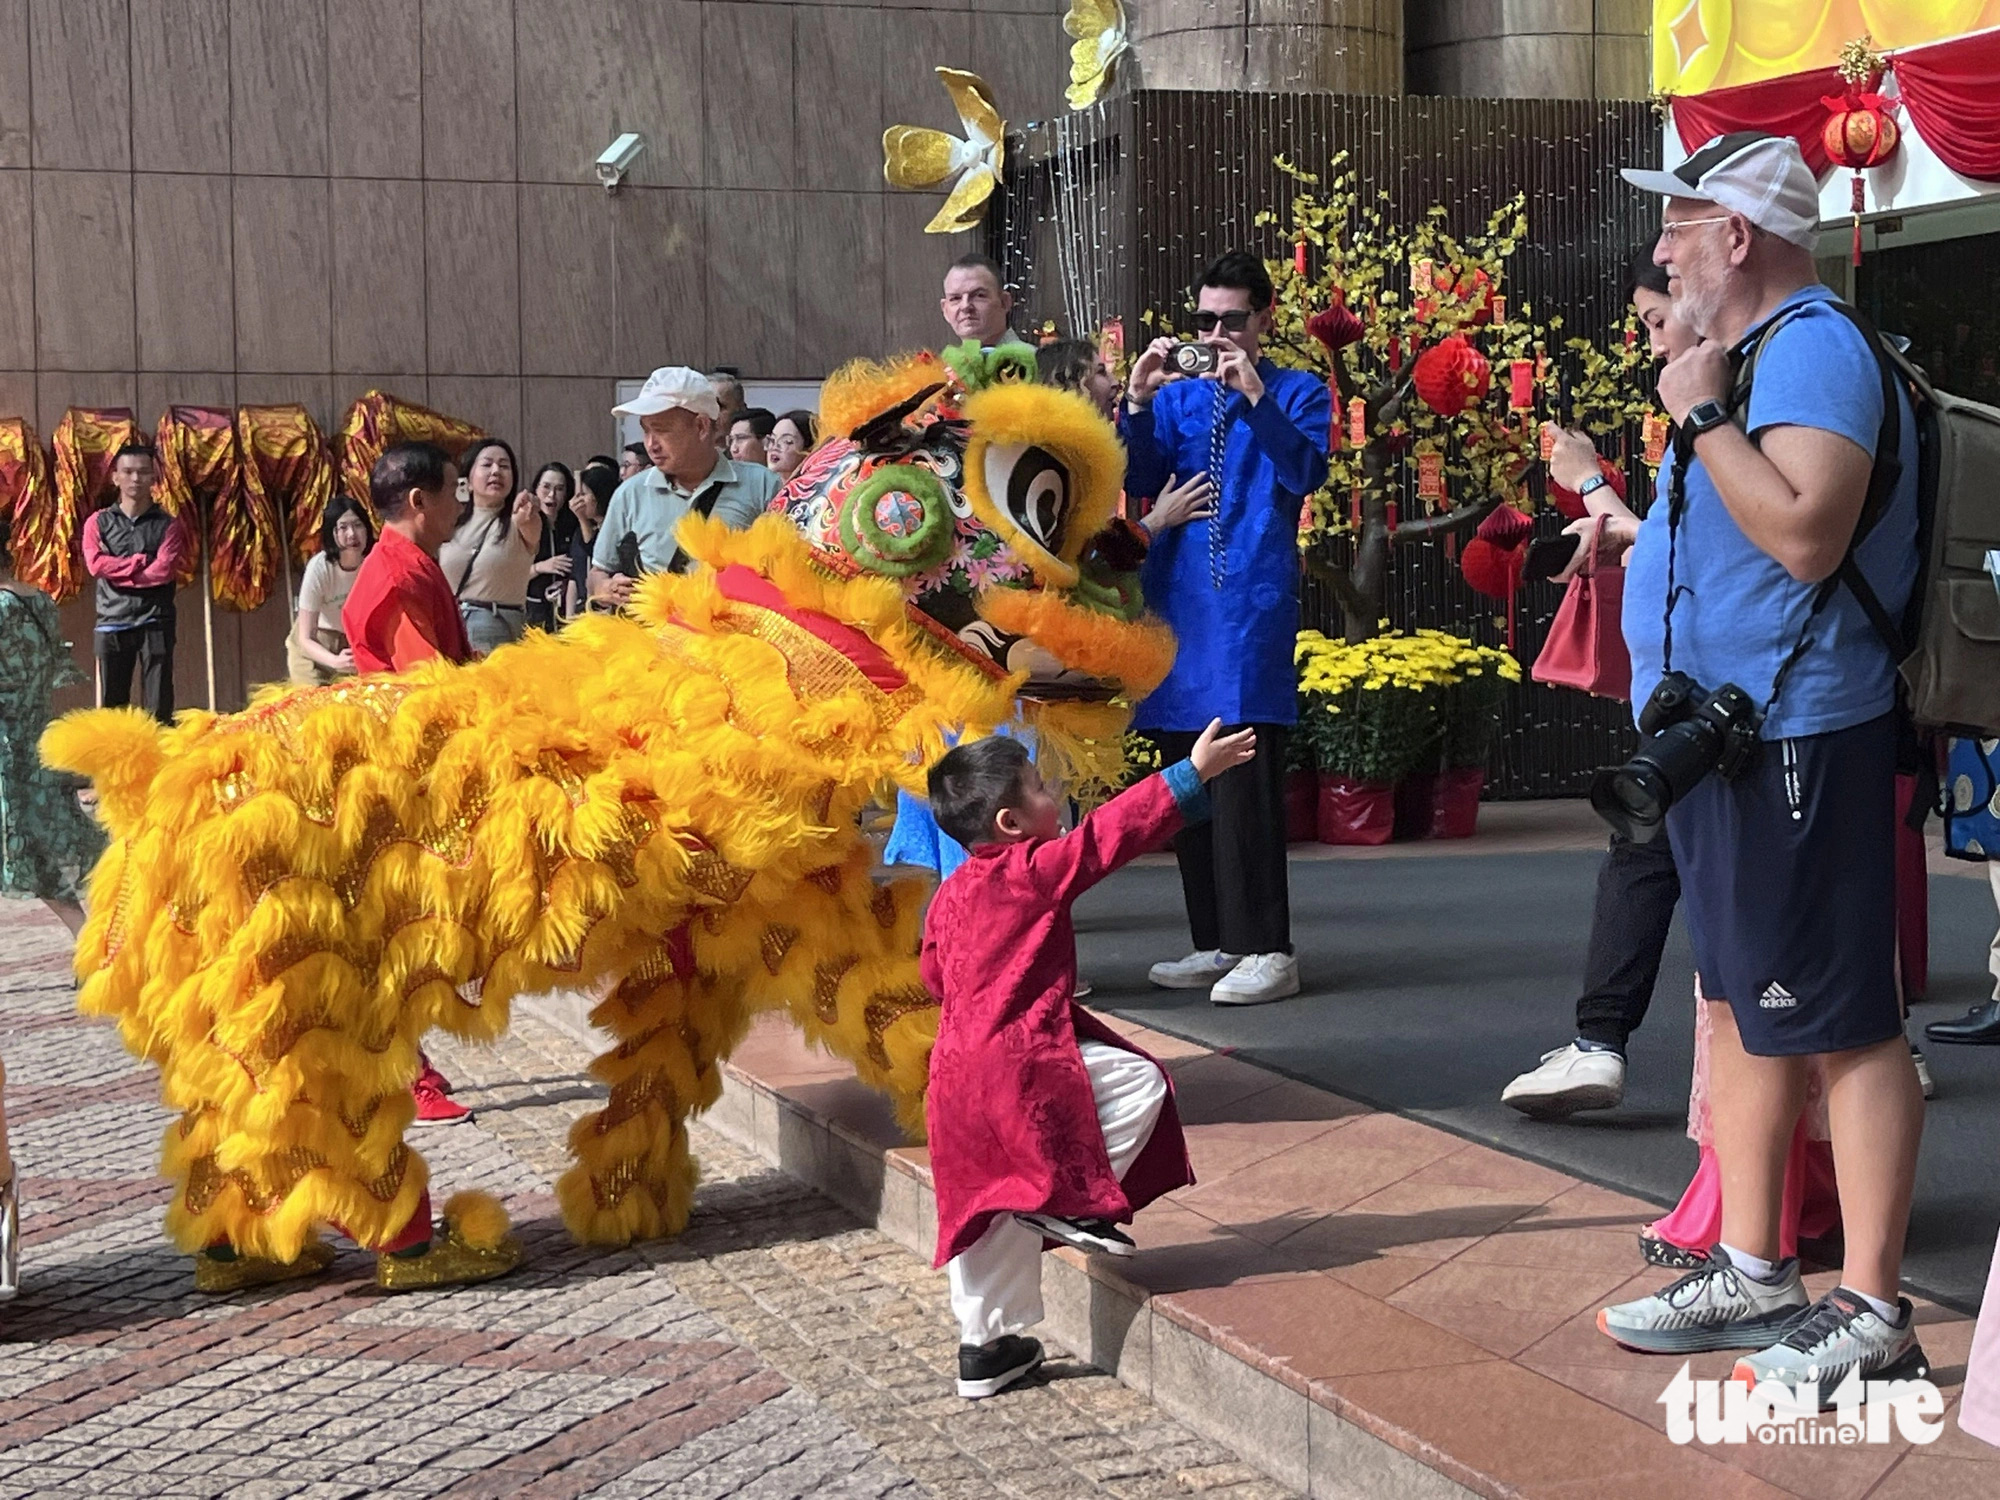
top-left (1294, 628), bottom-right (1520, 843)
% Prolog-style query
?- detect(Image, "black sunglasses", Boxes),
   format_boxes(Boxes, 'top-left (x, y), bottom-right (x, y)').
top-left (1191, 310), bottom-right (1253, 333)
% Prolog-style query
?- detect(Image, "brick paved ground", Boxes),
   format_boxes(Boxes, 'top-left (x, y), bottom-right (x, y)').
top-left (0, 897), bottom-right (1294, 1500)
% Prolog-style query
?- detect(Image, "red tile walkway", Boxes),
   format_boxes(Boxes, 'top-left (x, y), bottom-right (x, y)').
top-left (715, 1005), bottom-right (1995, 1500)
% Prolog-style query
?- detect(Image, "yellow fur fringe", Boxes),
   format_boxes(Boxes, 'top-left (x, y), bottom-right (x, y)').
top-left (442, 1190), bottom-right (511, 1250)
top-left (42, 492), bottom-right (1169, 1259)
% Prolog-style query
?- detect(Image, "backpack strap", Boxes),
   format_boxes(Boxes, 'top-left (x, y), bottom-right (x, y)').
top-left (1734, 297), bottom-right (1907, 663)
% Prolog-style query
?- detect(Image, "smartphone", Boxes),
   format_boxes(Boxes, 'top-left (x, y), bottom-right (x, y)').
top-left (1523, 532), bottom-right (1583, 583)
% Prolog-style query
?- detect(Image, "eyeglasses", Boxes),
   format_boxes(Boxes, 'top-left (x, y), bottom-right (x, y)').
top-left (1192, 310), bottom-right (1253, 333)
top-left (1658, 214), bottom-right (1733, 243)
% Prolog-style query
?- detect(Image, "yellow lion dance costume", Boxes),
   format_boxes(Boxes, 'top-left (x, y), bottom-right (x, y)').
top-left (43, 347), bottom-right (1174, 1291)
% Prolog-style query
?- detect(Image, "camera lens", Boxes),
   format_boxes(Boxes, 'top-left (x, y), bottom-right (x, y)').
top-left (1590, 764), bottom-right (1671, 842)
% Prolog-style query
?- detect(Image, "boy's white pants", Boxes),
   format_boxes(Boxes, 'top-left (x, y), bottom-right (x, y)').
top-left (947, 1040), bottom-right (1167, 1347)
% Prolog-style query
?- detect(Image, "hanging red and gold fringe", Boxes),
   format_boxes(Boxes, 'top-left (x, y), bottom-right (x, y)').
top-left (229, 405), bottom-right (330, 612)
top-left (46, 408), bottom-right (141, 603)
top-left (0, 418), bottom-right (63, 598)
top-left (154, 406), bottom-right (240, 590)
top-left (233, 405), bottom-right (336, 568)
top-left (336, 391), bottom-right (483, 526)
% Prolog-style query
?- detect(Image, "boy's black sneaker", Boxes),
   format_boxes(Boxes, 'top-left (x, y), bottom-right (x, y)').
top-left (957, 1335), bottom-right (1044, 1398)
top-left (1014, 1213), bottom-right (1136, 1257)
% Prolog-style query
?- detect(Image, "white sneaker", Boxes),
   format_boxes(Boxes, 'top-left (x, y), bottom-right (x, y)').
top-left (1148, 949), bottom-right (1239, 989)
top-left (1598, 1245), bottom-right (1810, 1354)
top-left (1500, 1043), bottom-right (1625, 1118)
top-left (1209, 952), bottom-right (1300, 1006)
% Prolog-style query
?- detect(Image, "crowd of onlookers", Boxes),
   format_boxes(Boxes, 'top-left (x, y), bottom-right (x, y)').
top-left (284, 369), bottom-right (821, 685)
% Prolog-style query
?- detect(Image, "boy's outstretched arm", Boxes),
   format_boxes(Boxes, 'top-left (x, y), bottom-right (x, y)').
top-left (1025, 718), bottom-right (1256, 904)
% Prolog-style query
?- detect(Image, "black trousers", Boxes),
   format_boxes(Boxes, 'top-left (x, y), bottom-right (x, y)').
top-left (1148, 724), bottom-right (1291, 956)
top-left (1573, 831), bottom-right (1681, 1053)
top-left (98, 621), bottom-right (176, 724)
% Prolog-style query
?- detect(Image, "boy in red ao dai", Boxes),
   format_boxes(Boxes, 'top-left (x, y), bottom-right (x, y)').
top-left (922, 719), bottom-right (1256, 1397)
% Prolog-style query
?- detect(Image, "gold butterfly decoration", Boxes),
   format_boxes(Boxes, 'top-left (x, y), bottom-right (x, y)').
top-left (1064, 0), bottom-right (1129, 110)
top-left (882, 68), bottom-right (1007, 235)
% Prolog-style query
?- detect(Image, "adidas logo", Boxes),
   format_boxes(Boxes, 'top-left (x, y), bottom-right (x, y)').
top-left (1759, 982), bottom-right (1797, 1010)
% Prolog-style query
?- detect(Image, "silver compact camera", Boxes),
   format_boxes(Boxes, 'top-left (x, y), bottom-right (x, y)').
top-left (1171, 342), bottom-right (1219, 376)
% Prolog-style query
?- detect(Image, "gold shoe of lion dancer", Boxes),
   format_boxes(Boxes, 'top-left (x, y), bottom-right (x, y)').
top-left (374, 1191), bottom-right (520, 1293)
top-left (194, 1239), bottom-right (336, 1294)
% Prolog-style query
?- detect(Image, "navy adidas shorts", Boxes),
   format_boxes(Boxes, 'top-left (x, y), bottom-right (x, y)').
top-left (1667, 711), bottom-right (1902, 1058)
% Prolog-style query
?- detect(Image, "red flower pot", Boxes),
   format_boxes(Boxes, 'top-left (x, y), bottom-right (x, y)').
top-left (1317, 775), bottom-right (1396, 846)
top-left (1284, 768), bottom-right (1318, 843)
top-left (1428, 765), bottom-right (1486, 839)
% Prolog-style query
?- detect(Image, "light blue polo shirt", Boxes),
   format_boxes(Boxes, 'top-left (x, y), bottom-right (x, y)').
top-left (592, 456), bottom-right (780, 576)
top-left (1622, 286), bottom-right (1919, 741)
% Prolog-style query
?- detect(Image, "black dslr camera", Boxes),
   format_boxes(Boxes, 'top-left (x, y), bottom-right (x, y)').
top-left (1589, 672), bottom-right (1762, 843)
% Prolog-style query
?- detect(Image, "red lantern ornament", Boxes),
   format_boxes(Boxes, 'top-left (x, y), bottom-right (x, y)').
top-left (1416, 450), bottom-right (1445, 502)
top-left (1821, 39), bottom-right (1900, 268)
top-left (1508, 359), bottom-right (1535, 410)
top-left (1347, 396), bottom-right (1367, 449)
top-left (1642, 412), bottom-right (1669, 467)
top-left (1412, 335), bottom-right (1492, 419)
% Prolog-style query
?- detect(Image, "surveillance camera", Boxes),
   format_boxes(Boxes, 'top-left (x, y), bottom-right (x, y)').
top-left (595, 132), bottom-right (645, 193)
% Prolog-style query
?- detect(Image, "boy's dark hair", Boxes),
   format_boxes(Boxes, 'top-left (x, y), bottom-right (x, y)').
top-left (585, 453), bottom-right (618, 470)
top-left (1627, 234), bottom-right (1670, 299)
top-left (622, 441), bottom-right (648, 465)
top-left (371, 441), bottom-right (453, 521)
top-left (113, 440), bottom-right (157, 464)
top-left (1197, 249), bottom-right (1274, 311)
top-left (730, 406), bottom-right (777, 440)
top-left (928, 735), bottom-right (1033, 849)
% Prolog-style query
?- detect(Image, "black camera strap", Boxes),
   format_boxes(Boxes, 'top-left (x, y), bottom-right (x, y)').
top-left (1661, 297), bottom-right (1902, 726)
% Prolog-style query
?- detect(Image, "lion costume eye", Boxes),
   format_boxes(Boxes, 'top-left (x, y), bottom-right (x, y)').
top-left (984, 443), bottom-right (1071, 556)
top-left (960, 384), bottom-right (1121, 590)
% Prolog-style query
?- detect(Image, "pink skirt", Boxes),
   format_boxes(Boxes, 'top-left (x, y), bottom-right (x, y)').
top-left (1649, 1118), bottom-right (1841, 1258)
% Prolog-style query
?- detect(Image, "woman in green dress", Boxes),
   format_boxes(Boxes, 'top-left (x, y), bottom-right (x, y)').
top-left (0, 538), bottom-right (107, 1299)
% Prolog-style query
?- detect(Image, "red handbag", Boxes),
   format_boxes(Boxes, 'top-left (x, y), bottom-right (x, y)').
top-left (1531, 515), bottom-right (1632, 702)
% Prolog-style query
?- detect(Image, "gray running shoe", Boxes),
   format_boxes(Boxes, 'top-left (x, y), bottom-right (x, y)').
top-left (1729, 1289), bottom-right (1931, 1407)
top-left (1597, 1245), bottom-right (1810, 1354)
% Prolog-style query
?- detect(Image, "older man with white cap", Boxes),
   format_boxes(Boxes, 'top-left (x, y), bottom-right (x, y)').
top-left (587, 366), bottom-right (782, 608)
top-left (1589, 132), bottom-right (1929, 1401)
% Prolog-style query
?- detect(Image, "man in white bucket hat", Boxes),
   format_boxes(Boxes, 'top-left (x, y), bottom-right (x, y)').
top-left (587, 366), bottom-right (781, 608)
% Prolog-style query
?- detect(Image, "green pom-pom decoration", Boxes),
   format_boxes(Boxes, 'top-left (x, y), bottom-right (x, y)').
top-left (837, 465), bottom-right (955, 577)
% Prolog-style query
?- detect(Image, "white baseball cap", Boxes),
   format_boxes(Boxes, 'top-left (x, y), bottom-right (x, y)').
top-left (1621, 132), bottom-right (1822, 250)
top-left (612, 366), bottom-right (722, 421)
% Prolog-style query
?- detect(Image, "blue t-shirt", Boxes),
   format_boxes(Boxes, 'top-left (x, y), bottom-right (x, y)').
top-left (1124, 363), bottom-right (1332, 730)
top-left (1622, 287), bottom-right (1919, 741)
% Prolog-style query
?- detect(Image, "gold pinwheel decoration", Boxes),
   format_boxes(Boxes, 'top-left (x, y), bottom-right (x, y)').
top-left (1064, 0), bottom-right (1130, 110)
top-left (883, 67), bottom-right (1006, 235)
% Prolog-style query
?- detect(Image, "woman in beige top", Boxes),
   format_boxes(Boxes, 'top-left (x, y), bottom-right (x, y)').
top-left (438, 437), bottom-right (543, 657)
top-left (288, 497), bottom-right (371, 684)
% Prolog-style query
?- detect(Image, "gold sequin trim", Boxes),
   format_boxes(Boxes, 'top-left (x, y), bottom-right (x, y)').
top-left (805, 865), bottom-right (843, 896)
top-left (715, 602), bottom-right (926, 729)
top-left (869, 884), bottom-right (898, 930)
top-left (760, 924), bottom-right (800, 975)
top-left (864, 986), bottom-right (936, 1069)
top-left (812, 957), bottom-right (858, 1024)
top-left (685, 846), bottom-right (753, 906)
top-left (181, 1143), bottom-right (409, 1218)
top-left (596, 1071), bottom-right (679, 1134)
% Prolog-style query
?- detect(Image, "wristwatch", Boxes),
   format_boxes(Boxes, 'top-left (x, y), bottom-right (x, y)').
top-left (1576, 473), bottom-right (1609, 500)
top-left (1684, 398), bottom-right (1731, 438)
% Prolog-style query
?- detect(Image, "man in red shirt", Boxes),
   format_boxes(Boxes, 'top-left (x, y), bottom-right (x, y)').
top-left (82, 442), bottom-right (195, 723)
top-left (343, 441), bottom-right (472, 672)
top-left (341, 442), bottom-right (475, 1127)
